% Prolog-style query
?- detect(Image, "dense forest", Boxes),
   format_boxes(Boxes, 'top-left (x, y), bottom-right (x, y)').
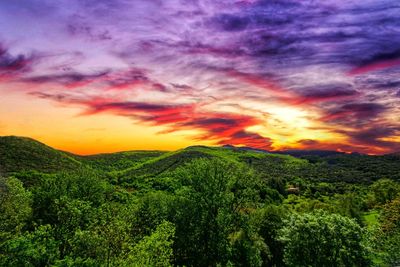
top-left (1, 136), bottom-right (400, 266)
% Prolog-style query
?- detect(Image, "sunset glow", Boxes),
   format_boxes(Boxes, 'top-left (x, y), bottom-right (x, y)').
top-left (0, 0), bottom-right (399, 154)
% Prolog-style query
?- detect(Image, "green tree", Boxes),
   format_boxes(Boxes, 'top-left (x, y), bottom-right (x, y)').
top-left (335, 193), bottom-right (363, 224)
top-left (126, 221), bottom-right (175, 267)
top-left (131, 191), bottom-right (175, 239)
top-left (279, 211), bottom-right (370, 267)
top-left (173, 158), bottom-right (261, 266)
top-left (376, 197), bottom-right (400, 265)
top-left (253, 205), bottom-right (287, 266)
top-left (0, 177), bottom-right (32, 241)
top-left (53, 202), bottom-right (134, 266)
top-left (369, 179), bottom-right (400, 206)
top-left (52, 196), bottom-right (94, 258)
top-left (31, 171), bottom-right (110, 226)
top-left (85, 202), bottom-right (132, 266)
top-left (0, 225), bottom-right (59, 267)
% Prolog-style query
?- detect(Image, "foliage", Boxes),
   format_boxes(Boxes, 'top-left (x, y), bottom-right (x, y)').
top-left (373, 197), bottom-right (400, 265)
top-left (0, 177), bottom-right (32, 240)
top-left (2, 136), bottom-right (400, 266)
top-left (172, 158), bottom-right (262, 266)
top-left (279, 211), bottom-right (370, 267)
top-left (0, 136), bottom-right (83, 175)
top-left (368, 179), bottom-right (400, 207)
top-left (126, 221), bottom-right (175, 267)
top-left (0, 225), bottom-right (59, 267)
top-left (252, 205), bottom-right (287, 266)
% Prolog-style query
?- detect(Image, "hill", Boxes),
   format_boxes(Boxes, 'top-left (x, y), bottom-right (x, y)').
top-left (0, 136), bottom-right (84, 175)
top-left (1, 136), bottom-right (399, 185)
top-left (1, 136), bottom-right (399, 265)
top-left (276, 149), bottom-right (347, 158)
top-left (77, 150), bottom-right (166, 172)
top-left (115, 145), bottom-right (310, 189)
top-left (119, 145), bottom-right (305, 179)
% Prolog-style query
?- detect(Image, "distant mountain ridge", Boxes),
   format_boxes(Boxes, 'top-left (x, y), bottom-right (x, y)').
top-left (222, 144), bottom-right (362, 157)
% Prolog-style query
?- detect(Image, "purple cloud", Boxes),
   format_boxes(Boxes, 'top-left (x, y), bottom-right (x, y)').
top-left (1, 0), bottom-right (400, 154)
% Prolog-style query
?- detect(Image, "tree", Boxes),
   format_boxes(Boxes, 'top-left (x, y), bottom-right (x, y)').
top-left (172, 158), bottom-right (261, 266)
top-left (0, 177), bottom-right (32, 241)
top-left (31, 171), bottom-right (110, 226)
top-left (0, 225), bottom-right (59, 266)
top-left (52, 196), bottom-right (94, 258)
top-left (279, 211), bottom-right (370, 266)
top-left (369, 179), bottom-right (400, 206)
top-left (376, 197), bottom-right (400, 265)
top-left (126, 221), bottom-right (175, 267)
top-left (76, 202), bottom-right (133, 266)
top-left (253, 205), bottom-right (287, 266)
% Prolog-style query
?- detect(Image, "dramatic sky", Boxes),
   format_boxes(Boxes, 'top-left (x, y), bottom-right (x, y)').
top-left (1, 0), bottom-right (400, 154)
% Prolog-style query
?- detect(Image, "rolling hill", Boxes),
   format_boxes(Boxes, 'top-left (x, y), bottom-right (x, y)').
top-left (76, 150), bottom-right (166, 172)
top-left (0, 136), bottom-right (84, 175)
top-left (118, 145), bottom-right (305, 179)
top-left (1, 136), bottom-right (399, 185)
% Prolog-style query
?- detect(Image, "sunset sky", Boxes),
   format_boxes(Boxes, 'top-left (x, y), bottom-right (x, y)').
top-left (0, 0), bottom-right (399, 155)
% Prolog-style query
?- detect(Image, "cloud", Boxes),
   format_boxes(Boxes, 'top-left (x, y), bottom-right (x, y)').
top-left (294, 139), bottom-right (354, 153)
top-left (29, 90), bottom-right (272, 149)
top-left (181, 115), bottom-right (257, 138)
top-left (289, 84), bottom-right (359, 105)
top-left (338, 126), bottom-right (400, 153)
top-left (211, 13), bottom-right (250, 32)
top-left (349, 49), bottom-right (400, 75)
top-left (67, 18), bottom-right (113, 42)
top-left (84, 100), bottom-right (272, 149)
top-left (226, 69), bottom-right (292, 97)
top-left (297, 139), bottom-right (320, 147)
top-left (84, 100), bottom-right (196, 124)
top-left (2, 0), bottom-right (400, 154)
top-left (0, 44), bottom-right (37, 81)
top-left (22, 71), bottom-right (109, 88)
top-left (321, 103), bottom-right (387, 126)
top-left (218, 130), bottom-right (272, 149)
top-left (21, 68), bottom-right (168, 91)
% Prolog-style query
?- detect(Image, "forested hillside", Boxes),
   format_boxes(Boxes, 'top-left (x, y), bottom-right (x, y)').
top-left (1, 136), bottom-right (399, 266)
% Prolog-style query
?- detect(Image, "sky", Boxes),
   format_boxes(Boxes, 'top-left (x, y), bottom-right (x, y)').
top-left (0, 0), bottom-right (399, 155)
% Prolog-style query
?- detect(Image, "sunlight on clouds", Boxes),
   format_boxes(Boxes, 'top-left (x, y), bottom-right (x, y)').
top-left (1, 0), bottom-right (399, 154)
top-left (267, 106), bottom-right (310, 127)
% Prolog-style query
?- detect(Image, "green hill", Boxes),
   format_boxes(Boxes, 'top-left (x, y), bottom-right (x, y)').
top-left (118, 145), bottom-right (306, 183)
top-left (77, 150), bottom-right (166, 172)
top-left (1, 136), bottom-right (399, 185)
top-left (0, 136), bottom-right (84, 175)
top-left (1, 136), bottom-right (399, 266)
